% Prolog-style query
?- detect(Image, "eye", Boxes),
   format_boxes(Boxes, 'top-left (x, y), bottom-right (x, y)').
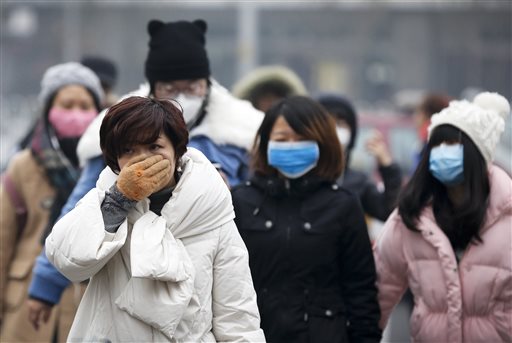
top-left (150, 144), bottom-right (162, 151)
top-left (60, 102), bottom-right (73, 110)
top-left (122, 147), bottom-right (134, 155)
top-left (81, 103), bottom-right (93, 111)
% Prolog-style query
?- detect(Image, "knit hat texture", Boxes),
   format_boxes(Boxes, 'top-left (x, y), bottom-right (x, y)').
top-left (144, 19), bottom-right (210, 85)
top-left (39, 62), bottom-right (104, 106)
top-left (428, 92), bottom-right (510, 163)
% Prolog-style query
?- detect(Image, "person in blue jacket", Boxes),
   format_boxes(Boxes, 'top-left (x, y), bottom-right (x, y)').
top-left (27, 19), bottom-right (263, 330)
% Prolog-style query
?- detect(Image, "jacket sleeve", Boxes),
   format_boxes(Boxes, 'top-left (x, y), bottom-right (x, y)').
top-left (360, 163), bottom-right (402, 221)
top-left (211, 221), bottom-right (266, 342)
top-left (45, 188), bottom-right (128, 282)
top-left (373, 211), bottom-right (408, 329)
top-left (28, 250), bottom-right (71, 305)
top-left (0, 164), bottom-right (21, 319)
top-left (29, 156), bottom-right (105, 303)
top-left (338, 196), bottom-right (382, 343)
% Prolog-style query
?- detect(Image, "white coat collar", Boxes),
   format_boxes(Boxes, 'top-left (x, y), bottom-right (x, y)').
top-left (189, 79), bottom-right (264, 151)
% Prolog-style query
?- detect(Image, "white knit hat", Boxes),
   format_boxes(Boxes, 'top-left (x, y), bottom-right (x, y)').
top-left (428, 92), bottom-right (510, 163)
top-left (39, 62), bottom-right (104, 106)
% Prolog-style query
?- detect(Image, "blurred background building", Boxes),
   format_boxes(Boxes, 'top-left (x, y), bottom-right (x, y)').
top-left (1, 0), bottom-right (511, 169)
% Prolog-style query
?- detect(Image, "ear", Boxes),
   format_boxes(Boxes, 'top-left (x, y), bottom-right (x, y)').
top-left (147, 20), bottom-right (164, 36)
top-left (193, 19), bottom-right (207, 34)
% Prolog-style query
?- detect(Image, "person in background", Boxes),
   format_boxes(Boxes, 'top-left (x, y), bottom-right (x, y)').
top-left (374, 92), bottom-right (511, 342)
top-left (231, 64), bottom-right (308, 112)
top-left (1, 56), bottom-right (118, 172)
top-left (27, 18), bottom-right (263, 333)
top-left (80, 55), bottom-right (119, 108)
top-left (46, 96), bottom-right (264, 342)
top-left (412, 93), bottom-right (452, 169)
top-left (317, 94), bottom-right (402, 222)
top-left (0, 62), bottom-right (103, 342)
top-left (77, 19), bottom-right (263, 187)
top-left (232, 96), bottom-right (382, 342)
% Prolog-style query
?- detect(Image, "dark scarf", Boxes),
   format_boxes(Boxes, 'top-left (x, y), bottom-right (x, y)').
top-left (30, 119), bottom-right (81, 243)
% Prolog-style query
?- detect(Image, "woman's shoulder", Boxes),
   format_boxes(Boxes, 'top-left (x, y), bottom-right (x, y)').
top-left (231, 174), bottom-right (270, 196)
top-left (6, 148), bottom-right (34, 168)
top-left (231, 179), bottom-right (265, 206)
top-left (314, 181), bottom-right (360, 206)
top-left (4, 149), bottom-right (42, 181)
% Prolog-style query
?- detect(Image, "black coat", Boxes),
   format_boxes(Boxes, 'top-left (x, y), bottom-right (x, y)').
top-left (232, 174), bottom-right (382, 343)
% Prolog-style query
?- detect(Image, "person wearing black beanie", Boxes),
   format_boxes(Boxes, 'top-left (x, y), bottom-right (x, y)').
top-left (142, 19), bottom-right (211, 129)
top-left (317, 94), bottom-right (403, 222)
top-left (145, 19), bottom-right (210, 86)
top-left (138, 19), bottom-right (263, 188)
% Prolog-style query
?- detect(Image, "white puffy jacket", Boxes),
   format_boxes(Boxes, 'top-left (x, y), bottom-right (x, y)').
top-left (46, 148), bottom-right (265, 342)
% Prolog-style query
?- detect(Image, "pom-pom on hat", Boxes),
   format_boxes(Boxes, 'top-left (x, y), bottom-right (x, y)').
top-left (39, 62), bottom-right (104, 107)
top-left (428, 92), bottom-right (510, 163)
top-left (144, 19), bottom-right (210, 85)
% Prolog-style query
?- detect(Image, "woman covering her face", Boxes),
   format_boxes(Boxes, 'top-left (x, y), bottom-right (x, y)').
top-left (45, 96), bottom-right (265, 342)
top-left (231, 95), bottom-right (382, 342)
top-left (374, 92), bottom-right (511, 342)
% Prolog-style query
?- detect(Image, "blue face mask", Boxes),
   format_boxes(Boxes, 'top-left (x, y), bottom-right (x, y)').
top-left (267, 140), bottom-right (320, 179)
top-left (429, 143), bottom-right (464, 185)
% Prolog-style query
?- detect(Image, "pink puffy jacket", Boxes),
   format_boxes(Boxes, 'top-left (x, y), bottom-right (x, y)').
top-left (374, 166), bottom-right (512, 342)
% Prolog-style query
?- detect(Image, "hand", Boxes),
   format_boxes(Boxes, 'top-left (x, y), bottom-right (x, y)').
top-left (117, 155), bottom-right (172, 201)
top-left (365, 130), bottom-right (393, 167)
top-left (27, 298), bottom-right (53, 331)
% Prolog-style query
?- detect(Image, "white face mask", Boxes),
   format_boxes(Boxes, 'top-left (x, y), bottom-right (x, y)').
top-left (336, 126), bottom-right (351, 147)
top-left (175, 93), bottom-right (204, 124)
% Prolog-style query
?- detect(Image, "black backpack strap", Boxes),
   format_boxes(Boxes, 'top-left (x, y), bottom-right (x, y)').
top-left (1, 173), bottom-right (28, 239)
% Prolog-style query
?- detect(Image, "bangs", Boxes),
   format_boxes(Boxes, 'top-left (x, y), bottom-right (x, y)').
top-left (113, 106), bottom-right (164, 154)
top-left (282, 104), bottom-right (317, 139)
top-left (428, 124), bottom-right (462, 147)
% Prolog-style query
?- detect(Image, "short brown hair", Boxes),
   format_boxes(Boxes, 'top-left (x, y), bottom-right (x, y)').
top-left (251, 95), bottom-right (344, 181)
top-left (100, 96), bottom-right (189, 173)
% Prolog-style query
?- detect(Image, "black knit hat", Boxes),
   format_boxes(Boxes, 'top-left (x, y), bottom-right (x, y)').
top-left (81, 55), bottom-right (118, 89)
top-left (144, 19), bottom-right (210, 85)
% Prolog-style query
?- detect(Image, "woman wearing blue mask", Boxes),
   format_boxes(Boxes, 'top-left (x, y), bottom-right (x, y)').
top-left (374, 92), bottom-right (512, 342)
top-left (231, 96), bottom-right (382, 343)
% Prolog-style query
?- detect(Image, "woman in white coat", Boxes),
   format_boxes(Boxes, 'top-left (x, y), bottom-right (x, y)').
top-left (46, 96), bottom-right (265, 342)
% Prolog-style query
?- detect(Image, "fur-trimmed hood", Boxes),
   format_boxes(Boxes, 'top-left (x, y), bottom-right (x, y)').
top-left (231, 65), bottom-right (308, 100)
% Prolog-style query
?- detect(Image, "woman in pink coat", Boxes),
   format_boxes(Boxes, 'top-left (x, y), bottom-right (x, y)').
top-left (374, 91), bottom-right (511, 342)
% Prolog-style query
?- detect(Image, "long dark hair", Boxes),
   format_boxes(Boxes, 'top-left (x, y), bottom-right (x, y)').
top-left (398, 125), bottom-right (489, 250)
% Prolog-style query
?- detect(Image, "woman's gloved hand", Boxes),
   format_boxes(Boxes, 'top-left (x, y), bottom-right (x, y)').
top-left (116, 154), bottom-right (172, 201)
